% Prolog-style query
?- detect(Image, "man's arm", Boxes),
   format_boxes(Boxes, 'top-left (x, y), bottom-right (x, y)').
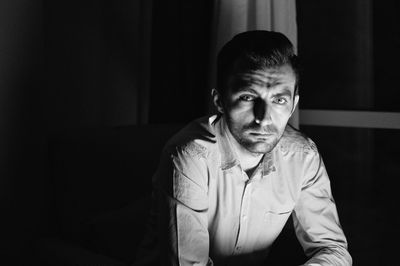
top-left (293, 150), bottom-right (352, 266)
top-left (154, 145), bottom-right (212, 266)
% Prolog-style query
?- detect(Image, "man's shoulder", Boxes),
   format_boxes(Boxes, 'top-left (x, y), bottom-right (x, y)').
top-left (164, 116), bottom-right (218, 159)
top-left (277, 124), bottom-right (318, 154)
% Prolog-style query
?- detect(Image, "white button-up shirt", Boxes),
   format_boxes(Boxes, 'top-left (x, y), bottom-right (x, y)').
top-left (135, 115), bottom-right (352, 266)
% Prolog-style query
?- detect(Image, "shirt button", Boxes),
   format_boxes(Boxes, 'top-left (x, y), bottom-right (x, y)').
top-left (236, 246), bottom-right (241, 251)
top-left (242, 215), bottom-right (247, 220)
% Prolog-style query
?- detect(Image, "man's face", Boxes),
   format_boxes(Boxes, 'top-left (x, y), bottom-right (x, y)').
top-left (219, 64), bottom-right (299, 155)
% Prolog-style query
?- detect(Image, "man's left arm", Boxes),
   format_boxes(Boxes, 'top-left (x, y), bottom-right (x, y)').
top-left (292, 150), bottom-right (352, 266)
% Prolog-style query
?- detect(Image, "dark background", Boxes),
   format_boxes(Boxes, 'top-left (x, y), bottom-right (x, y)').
top-left (1, 0), bottom-right (400, 265)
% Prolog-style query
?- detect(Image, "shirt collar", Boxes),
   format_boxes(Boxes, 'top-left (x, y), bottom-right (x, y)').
top-left (212, 115), bottom-right (276, 176)
top-left (213, 115), bottom-right (239, 170)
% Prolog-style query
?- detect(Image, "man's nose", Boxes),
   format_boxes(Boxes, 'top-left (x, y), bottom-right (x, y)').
top-left (254, 99), bottom-right (272, 126)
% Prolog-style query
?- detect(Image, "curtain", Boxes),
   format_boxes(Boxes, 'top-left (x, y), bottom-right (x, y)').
top-left (209, 0), bottom-right (299, 128)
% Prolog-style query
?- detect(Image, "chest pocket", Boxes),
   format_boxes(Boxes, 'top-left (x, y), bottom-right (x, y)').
top-left (263, 205), bottom-right (293, 235)
top-left (265, 199), bottom-right (294, 214)
top-left (253, 201), bottom-right (293, 248)
top-left (264, 203), bottom-right (293, 221)
top-left (263, 193), bottom-right (295, 223)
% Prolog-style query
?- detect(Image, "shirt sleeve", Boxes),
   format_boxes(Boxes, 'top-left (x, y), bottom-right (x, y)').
top-left (292, 149), bottom-right (352, 266)
top-left (153, 144), bottom-right (212, 266)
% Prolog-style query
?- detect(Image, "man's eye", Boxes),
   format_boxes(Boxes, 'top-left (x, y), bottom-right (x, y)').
top-left (273, 97), bottom-right (288, 105)
top-left (239, 95), bottom-right (255, 102)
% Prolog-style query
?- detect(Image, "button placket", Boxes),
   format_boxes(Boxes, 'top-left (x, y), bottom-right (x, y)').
top-left (235, 179), bottom-right (252, 253)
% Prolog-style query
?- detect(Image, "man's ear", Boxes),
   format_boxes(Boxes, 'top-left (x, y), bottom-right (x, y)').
top-left (212, 89), bottom-right (224, 114)
top-left (291, 94), bottom-right (299, 116)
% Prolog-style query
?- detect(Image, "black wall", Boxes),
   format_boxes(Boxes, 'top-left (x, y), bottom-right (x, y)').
top-left (0, 0), bottom-right (46, 263)
top-left (1, 1), bottom-right (212, 263)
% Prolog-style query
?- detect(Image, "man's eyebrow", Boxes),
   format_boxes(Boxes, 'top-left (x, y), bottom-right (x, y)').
top-left (234, 87), bottom-right (258, 94)
top-left (273, 88), bottom-right (292, 98)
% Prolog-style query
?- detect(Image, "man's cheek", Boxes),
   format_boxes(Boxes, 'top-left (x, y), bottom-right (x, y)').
top-left (233, 108), bottom-right (253, 121)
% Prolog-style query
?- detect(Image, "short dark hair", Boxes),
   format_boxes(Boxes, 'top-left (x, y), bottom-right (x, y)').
top-left (217, 30), bottom-right (299, 97)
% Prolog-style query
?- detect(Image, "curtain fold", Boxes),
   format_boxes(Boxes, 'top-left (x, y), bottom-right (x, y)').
top-left (209, 0), bottom-right (299, 128)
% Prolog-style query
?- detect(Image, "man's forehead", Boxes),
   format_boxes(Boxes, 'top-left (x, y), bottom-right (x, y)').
top-left (230, 66), bottom-right (296, 90)
top-left (241, 71), bottom-right (291, 83)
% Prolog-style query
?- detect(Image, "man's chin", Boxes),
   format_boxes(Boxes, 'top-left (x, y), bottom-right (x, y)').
top-left (244, 141), bottom-right (277, 155)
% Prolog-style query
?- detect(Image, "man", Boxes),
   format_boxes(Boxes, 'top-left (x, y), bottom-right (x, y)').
top-left (135, 31), bottom-right (352, 266)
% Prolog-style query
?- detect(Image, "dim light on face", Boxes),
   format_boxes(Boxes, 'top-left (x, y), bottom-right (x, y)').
top-left (222, 64), bottom-right (299, 156)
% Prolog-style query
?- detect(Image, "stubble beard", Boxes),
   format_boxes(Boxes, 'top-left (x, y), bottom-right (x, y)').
top-left (227, 121), bottom-right (283, 156)
top-left (237, 133), bottom-right (281, 155)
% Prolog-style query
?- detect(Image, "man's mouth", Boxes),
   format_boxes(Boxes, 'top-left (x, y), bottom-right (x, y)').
top-left (249, 131), bottom-right (273, 136)
top-left (248, 132), bottom-right (274, 139)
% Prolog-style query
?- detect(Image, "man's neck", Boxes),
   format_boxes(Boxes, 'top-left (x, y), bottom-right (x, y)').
top-left (234, 143), bottom-right (263, 173)
top-left (225, 127), bottom-right (264, 173)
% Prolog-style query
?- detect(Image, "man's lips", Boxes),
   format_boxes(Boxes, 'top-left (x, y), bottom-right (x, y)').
top-left (248, 132), bottom-right (274, 138)
top-left (248, 131), bottom-right (274, 136)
